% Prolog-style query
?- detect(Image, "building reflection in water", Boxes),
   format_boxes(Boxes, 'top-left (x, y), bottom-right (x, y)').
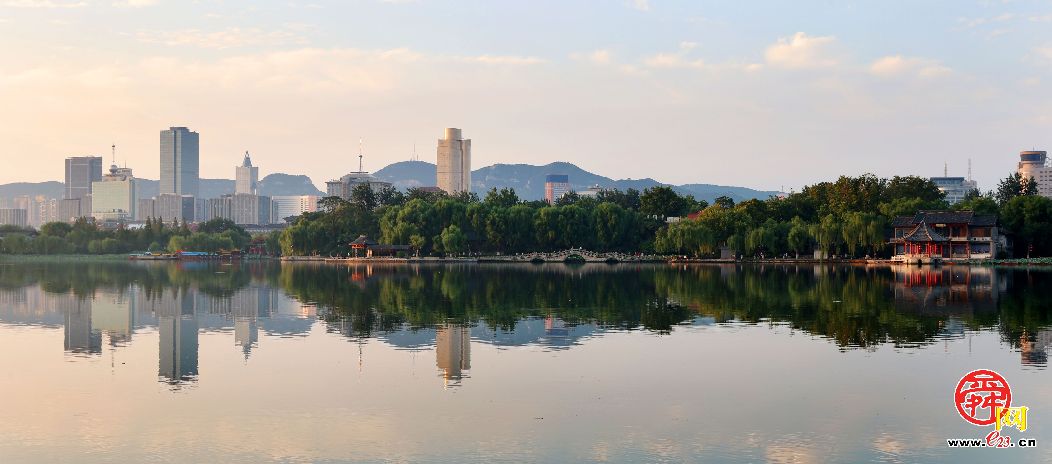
top-left (64, 296), bottom-right (101, 354)
top-left (891, 266), bottom-right (1000, 315)
top-left (156, 292), bottom-right (199, 384)
top-left (92, 291), bottom-right (135, 346)
top-left (436, 324), bottom-right (471, 387)
top-left (1020, 329), bottom-right (1052, 366)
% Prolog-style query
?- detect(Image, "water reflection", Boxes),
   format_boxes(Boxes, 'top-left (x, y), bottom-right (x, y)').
top-left (0, 262), bottom-right (1050, 389)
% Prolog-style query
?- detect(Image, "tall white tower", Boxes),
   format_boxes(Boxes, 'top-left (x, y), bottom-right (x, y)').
top-left (436, 128), bottom-right (471, 194)
top-left (235, 151), bottom-right (259, 195)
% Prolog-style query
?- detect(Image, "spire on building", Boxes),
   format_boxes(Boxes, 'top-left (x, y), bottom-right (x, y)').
top-left (242, 151), bottom-right (252, 167)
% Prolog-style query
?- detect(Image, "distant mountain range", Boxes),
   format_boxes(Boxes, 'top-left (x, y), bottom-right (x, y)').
top-left (375, 161), bottom-right (779, 203)
top-left (0, 162), bottom-right (776, 205)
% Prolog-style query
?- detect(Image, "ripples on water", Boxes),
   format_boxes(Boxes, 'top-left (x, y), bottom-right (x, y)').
top-left (0, 262), bottom-right (1049, 463)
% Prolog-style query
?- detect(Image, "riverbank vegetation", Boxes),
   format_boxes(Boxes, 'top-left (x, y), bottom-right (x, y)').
top-left (3, 173), bottom-right (1050, 258)
top-left (0, 218), bottom-right (258, 255)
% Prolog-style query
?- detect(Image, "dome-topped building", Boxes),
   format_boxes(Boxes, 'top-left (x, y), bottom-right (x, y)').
top-left (325, 146), bottom-right (392, 200)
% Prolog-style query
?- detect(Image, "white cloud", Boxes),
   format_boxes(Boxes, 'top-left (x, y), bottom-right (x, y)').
top-left (112, 0), bottom-right (157, 7)
top-left (458, 54), bottom-right (545, 65)
top-left (958, 13), bottom-right (1016, 28)
top-left (869, 55), bottom-right (951, 78)
top-left (628, 0), bottom-right (649, 12)
top-left (643, 42), bottom-right (706, 69)
top-left (570, 49), bottom-right (612, 65)
top-left (764, 32), bottom-right (838, 69)
top-left (1032, 45), bottom-right (1052, 63)
top-left (2, 0), bottom-right (85, 7)
top-left (135, 27), bottom-right (308, 49)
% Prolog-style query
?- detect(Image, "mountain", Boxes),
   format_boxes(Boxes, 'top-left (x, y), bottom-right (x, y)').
top-left (0, 182), bottom-right (64, 202)
top-left (0, 164), bottom-right (774, 206)
top-left (135, 179), bottom-right (235, 199)
top-left (0, 174), bottom-right (322, 204)
top-left (373, 161), bottom-right (777, 203)
top-left (373, 161), bottom-right (438, 190)
top-left (258, 174), bottom-right (325, 197)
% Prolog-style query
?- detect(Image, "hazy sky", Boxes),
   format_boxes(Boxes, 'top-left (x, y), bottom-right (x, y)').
top-left (2, 0), bottom-right (1051, 191)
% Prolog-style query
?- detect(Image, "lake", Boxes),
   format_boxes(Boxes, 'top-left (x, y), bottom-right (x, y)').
top-left (0, 261), bottom-right (1049, 463)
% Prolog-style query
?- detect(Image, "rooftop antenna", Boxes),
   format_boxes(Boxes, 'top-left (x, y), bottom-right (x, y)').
top-left (412, 142), bottom-right (417, 162)
top-left (968, 158), bottom-right (972, 181)
top-left (944, 161), bottom-right (948, 177)
top-left (111, 144), bottom-right (116, 164)
top-left (358, 138), bottom-right (364, 173)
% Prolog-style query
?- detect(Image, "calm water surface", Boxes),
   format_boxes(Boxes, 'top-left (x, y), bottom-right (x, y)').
top-left (0, 262), bottom-right (1049, 463)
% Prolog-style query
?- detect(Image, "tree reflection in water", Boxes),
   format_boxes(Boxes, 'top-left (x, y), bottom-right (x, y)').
top-left (0, 261), bottom-right (1049, 387)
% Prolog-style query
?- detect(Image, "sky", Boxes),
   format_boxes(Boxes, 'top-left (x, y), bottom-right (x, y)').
top-left (2, 0), bottom-right (1052, 192)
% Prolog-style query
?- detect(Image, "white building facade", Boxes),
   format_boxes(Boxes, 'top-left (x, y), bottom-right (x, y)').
top-left (1018, 150), bottom-right (1052, 199)
top-left (436, 128), bottom-right (471, 194)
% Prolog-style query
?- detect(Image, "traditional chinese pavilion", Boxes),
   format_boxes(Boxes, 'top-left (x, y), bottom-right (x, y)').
top-left (349, 235), bottom-right (412, 258)
top-left (889, 211), bottom-right (998, 262)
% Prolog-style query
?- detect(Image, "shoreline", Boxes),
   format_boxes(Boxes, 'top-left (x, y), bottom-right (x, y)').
top-left (3, 254), bottom-right (1052, 267)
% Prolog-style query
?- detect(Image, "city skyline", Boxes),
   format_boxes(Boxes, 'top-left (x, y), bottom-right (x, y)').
top-left (3, 1), bottom-right (1052, 191)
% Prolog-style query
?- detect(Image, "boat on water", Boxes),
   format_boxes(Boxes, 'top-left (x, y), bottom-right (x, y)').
top-left (129, 250), bottom-right (244, 261)
top-left (128, 252), bottom-right (177, 261)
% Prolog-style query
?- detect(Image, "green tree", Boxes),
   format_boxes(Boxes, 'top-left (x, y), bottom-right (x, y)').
top-left (787, 217), bottom-right (812, 258)
top-left (996, 172), bottom-right (1037, 206)
top-left (641, 186), bottom-right (688, 219)
top-left (1000, 195), bottom-right (1052, 257)
top-left (484, 187), bottom-right (519, 209)
top-left (350, 184), bottom-right (379, 211)
top-left (440, 225), bottom-right (467, 255)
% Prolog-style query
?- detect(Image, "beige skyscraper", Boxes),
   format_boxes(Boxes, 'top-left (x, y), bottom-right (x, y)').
top-left (436, 324), bottom-right (471, 386)
top-left (436, 128), bottom-right (471, 194)
top-left (235, 151), bottom-right (258, 195)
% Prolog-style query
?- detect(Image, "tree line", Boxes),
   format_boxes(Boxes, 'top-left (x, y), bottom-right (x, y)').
top-left (0, 218), bottom-right (254, 255)
top-left (278, 184), bottom-right (706, 256)
top-left (3, 171), bottom-right (1051, 258)
top-left (659, 172), bottom-right (1052, 258)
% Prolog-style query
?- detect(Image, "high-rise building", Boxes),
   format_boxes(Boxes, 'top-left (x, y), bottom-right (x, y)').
top-left (56, 198), bottom-right (84, 223)
top-left (231, 193), bottom-right (272, 225)
top-left (545, 174), bottom-right (571, 204)
top-left (64, 156), bottom-right (103, 200)
top-left (91, 164), bottom-right (137, 222)
top-left (0, 208), bottom-right (28, 228)
top-left (159, 127), bottom-right (200, 197)
top-left (436, 128), bottom-right (471, 194)
top-left (137, 198), bottom-right (155, 221)
top-left (930, 177), bottom-right (978, 205)
top-left (155, 194), bottom-right (195, 223)
top-left (272, 195), bottom-right (319, 221)
top-left (235, 151), bottom-right (258, 195)
top-left (1018, 150), bottom-right (1052, 199)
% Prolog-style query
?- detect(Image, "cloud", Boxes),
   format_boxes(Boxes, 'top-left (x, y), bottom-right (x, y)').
top-left (570, 49), bottom-right (612, 65)
top-left (135, 27), bottom-right (308, 49)
top-left (643, 42), bottom-right (706, 69)
top-left (869, 55), bottom-right (951, 78)
top-left (1032, 45), bottom-right (1052, 63)
top-left (628, 0), bottom-right (649, 12)
top-left (958, 13), bottom-right (1016, 28)
top-left (764, 32), bottom-right (838, 69)
top-left (2, 0), bottom-right (85, 7)
top-left (112, 0), bottom-right (157, 7)
top-left (458, 54), bottom-right (545, 65)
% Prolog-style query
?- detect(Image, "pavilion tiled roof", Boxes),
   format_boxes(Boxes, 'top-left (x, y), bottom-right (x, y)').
top-left (350, 235), bottom-right (378, 246)
top-left (902, 221), bottom-right (949, 242)
top-left (890, 210), bottom-right (997, 228)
